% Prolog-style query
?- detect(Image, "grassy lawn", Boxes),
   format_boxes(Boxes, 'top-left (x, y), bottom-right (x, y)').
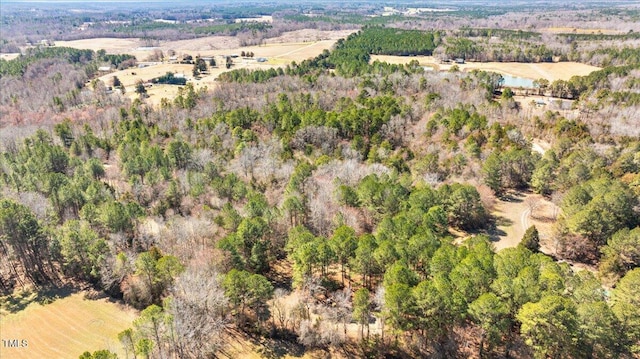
top-left (1, 290), bottom-right (137, 359)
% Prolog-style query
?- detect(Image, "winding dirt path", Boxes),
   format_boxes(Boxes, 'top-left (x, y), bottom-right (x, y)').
top-left (520, 206), bottom-right (531, 232)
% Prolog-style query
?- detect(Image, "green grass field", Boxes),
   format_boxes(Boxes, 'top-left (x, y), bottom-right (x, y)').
top-left (0, 291), bottom-right (137, 359)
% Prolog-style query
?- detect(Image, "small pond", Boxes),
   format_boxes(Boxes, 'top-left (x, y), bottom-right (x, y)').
top-left (501, 74), bottom-right (536, 88)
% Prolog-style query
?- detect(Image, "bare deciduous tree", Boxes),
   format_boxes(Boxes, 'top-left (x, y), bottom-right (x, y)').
top-left (271, 288), bottom-right (291, 330)
top-left (328, 287), bottom-right (352, 337)
top-left (524, 196), bottom-right (542, 219)
top-left (168, 264), bottom-right (229, 358)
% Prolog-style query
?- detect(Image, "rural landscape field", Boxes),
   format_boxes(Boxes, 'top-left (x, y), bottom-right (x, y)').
top-left (1, 1), bottom-right (639, 358)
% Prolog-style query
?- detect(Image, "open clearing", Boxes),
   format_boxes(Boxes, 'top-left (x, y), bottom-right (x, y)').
top-left (491, 191), bottom-right (559, 252)
top-left (96, 58), bottom-right (284, 106)
top-left (0, 53), bottom-right (20, 61)
top-left (457, 61), bottom-right (600, 81)
top-left (79, 30), bottom-right (354, 106)
top-left (56, 29), bottom-right (354, 62)
top-left (0, 292), bottom-right (137, 359)
top-left (542, 27), bottom-right (627, 35)
top-left (55, 38), bottom-right (144, 56)
top-left (370, 55), bottom-right (600, 81)
top-left (72, 31), bottom-right (598, 107)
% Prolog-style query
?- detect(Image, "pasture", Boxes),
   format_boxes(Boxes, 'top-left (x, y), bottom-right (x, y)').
top-left (0, 291), bottom-right (137, 359)
top-left (66, 30), bottom-right (600, 107)
top-left (542, 27), bottom-right (626, 35)
top-left (57, 29), bottom-right (353, 62)
top-left (69, 30), bottom-right (354, 106)
top-left (370, 55), bottom-right (600, 81)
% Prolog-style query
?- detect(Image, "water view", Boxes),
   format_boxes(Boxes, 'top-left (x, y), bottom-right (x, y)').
top-left (502, 74), bottom-right (536, 88)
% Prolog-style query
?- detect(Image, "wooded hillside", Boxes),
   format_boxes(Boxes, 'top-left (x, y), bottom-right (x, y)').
top-left (1, 3), bottom-right (639, 359)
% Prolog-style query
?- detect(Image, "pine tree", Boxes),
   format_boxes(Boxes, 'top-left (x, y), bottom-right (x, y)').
top-left (520, 225), bottom-right (540, 252)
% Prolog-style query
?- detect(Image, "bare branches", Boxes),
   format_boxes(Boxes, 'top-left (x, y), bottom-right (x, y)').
top-left (168, 266), bottom-right (229, 358)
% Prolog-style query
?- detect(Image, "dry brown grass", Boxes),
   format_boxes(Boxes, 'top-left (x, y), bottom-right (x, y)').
top-left (491, 191), bottom-right (558, 252)
top-left (542, 27), bottom-right (626, 35)
top-left (97, 59), bottom-right (283, 106)
top-left (459, 61), bottom-right (600, 81)
top-left (0, 53), bottom-right (20, 61)
top-left (76, 31), bottom-right (353, 106)
top-left (0, 291), bottom-right (137, 359)
top-left (55, 38), bottom-right (147, 58)
top-left (56, 30), bottom-right (354, 62)
top-left (370, 55), bottom-right (600, 81)
top-left (370, 54), bottom-right (441, 69)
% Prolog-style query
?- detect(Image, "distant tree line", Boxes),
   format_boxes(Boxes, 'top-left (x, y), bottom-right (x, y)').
top-left (0, 46), bottom-right (94, 77)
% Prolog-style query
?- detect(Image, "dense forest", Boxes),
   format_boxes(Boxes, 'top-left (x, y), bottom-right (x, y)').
top-left (1, 2), bottom-right (640, 359)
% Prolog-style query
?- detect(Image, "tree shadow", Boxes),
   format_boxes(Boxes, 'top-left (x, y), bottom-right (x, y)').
top-left (257, 337), bottom-right (306, 359)
top-left (268, 271), bottom-right (293, 291)
top-left (267, 259), bottom-right (293, 291)
top-left (245, 328), bottom-right (306, 359)
top-left (482, 216), bottom-right (508, 243)
top-left (487, 228), bottom-right (508, 243)
top-left (494, 216), bottom-right (513, 227)
top-left (498, 191), bottom-right (526, 203)
top-left (1, 284), bottom-right (76, 314)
